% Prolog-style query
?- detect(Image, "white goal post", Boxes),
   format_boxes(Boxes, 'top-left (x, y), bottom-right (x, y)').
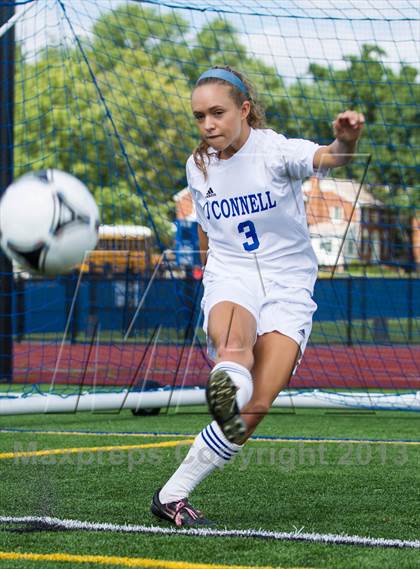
top-left (1, 388), bottom-right (419, 415)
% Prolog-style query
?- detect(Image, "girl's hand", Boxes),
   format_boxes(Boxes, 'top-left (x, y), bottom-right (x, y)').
top-left (333, 110), bottom-right (365, 143)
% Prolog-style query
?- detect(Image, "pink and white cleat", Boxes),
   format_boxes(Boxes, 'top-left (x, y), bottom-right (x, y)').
top-left (150, 489), bottom-right (214, 527)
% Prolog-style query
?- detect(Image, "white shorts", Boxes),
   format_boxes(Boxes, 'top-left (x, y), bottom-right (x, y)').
top-left (201, 272), bottom-right (317, 369)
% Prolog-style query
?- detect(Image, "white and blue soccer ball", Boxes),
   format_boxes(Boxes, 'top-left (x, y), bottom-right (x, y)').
top-left (0, 169), bottom-right (99, 275)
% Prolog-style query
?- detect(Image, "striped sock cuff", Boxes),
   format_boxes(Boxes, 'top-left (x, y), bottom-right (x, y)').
top-left (200, 422), bottom-right (241, 462)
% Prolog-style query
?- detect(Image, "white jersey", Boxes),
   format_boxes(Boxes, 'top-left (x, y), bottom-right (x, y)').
top-left (187, 128), bottom-right (322, 293)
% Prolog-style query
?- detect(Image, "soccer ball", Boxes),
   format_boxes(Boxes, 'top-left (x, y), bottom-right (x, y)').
top-left (0, 169), bottom-right (99, 275)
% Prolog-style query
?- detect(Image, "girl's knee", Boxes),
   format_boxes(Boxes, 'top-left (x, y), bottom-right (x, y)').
top-left (215, 341), bottom-right (254, 369)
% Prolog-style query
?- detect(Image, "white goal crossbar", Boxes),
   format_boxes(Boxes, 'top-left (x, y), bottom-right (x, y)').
top-left (0, 2), bottom-right (36, 40)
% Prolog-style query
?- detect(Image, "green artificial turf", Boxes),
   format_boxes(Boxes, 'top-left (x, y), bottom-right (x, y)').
top-left (0, 408), bottom-right (419, 569)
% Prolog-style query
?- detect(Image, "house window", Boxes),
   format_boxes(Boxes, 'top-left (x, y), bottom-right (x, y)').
top-left (371, 210), bottom-right (380, 224)
top-left (371, 230), bottom-right (381, 261)
top-left (331, 206), bottom-right (342, 222)
top-left (320, 240), bottom-right (332, 253)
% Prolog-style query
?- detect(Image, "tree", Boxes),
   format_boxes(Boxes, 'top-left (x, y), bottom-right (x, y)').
top-left (14, 9), bottom-right (196, 247)
top-left (299, 45), bottom-right (419, 205)
top-left (14, 2), bottom-right (419, 257)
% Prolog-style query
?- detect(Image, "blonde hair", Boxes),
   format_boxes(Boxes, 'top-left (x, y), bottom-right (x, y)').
top-left (192, 66), bottom-right (266, 179)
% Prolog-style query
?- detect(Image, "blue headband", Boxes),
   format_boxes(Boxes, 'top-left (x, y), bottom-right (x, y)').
top-left (196, 69), bottom-right (249, 96)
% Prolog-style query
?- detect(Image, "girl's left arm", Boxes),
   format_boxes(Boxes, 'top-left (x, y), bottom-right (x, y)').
top-left (313, 110), bottom-right (365, 170)
top-left (198, 225), bottom-right (209, 267)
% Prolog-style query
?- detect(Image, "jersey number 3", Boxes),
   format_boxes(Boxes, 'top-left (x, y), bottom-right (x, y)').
top-left (238, 220), bottom-right (260, 252)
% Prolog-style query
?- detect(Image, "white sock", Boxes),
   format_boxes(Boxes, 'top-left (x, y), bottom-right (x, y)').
top-left (159, 421), bottom-right (242, 503)
top-left (212, 360), bottom-right (253, 409)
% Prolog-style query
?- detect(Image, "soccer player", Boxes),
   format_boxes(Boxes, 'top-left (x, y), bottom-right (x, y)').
top-left (151, 66), bottom-right (365, 526)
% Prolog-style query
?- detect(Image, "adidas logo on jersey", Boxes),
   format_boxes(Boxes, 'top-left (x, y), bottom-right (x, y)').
top-left (205, 187), bottom-right (216, 199)
top-left (298, 329), bottom-right (306, 338)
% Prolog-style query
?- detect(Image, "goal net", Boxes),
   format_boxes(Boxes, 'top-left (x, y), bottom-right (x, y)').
top-left (1, 0), bottom-right (419, 414)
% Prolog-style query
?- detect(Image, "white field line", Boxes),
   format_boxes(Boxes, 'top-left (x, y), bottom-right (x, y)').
top-left (0, 516), bottom-right (419, 550)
